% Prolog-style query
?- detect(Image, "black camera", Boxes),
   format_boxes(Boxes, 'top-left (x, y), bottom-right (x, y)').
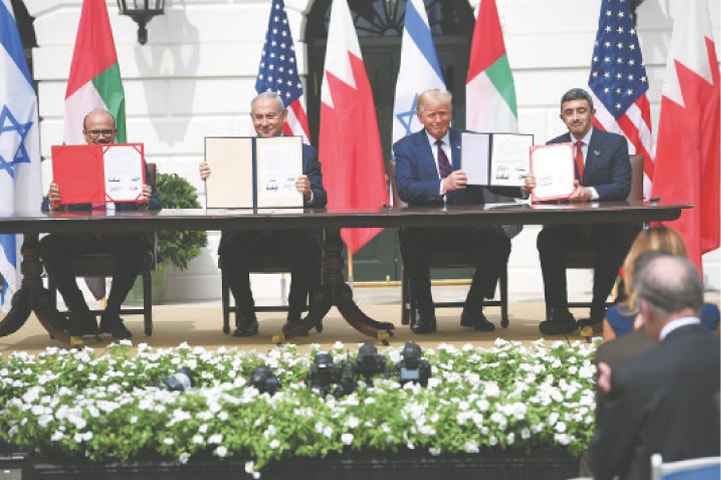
top-left (334, 360), bottom-right (359, 398)
top-left (396, 341), bottom-right (431, 387)
top-left (161, 367), bottom-right (193, 392)
top-left (247, 365), bottom-right (282, 395)
top-left (355, 342), bottom-right (389, 385)
top-left (308, 352), bottom-right (342, 396)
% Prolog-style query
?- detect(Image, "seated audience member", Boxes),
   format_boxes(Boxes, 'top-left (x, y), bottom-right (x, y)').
top-left (523, 87), bottom-right (634, 335)
top-left (588, 252), bottom-right (720, 480)
top-left (199, 92), bottom-right (327, 337)
top-left (41, 109), bottom-right (161, 338)
top-left (392, 88), bottom-right (524, 334)
top-left (604, 226), bottom-right (720, 341)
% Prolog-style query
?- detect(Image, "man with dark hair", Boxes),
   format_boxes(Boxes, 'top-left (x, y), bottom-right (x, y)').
top-left (588, 252), bottom-right (720, 480)
top-left (527, 87), bottom-right (633, 335)
top-left (200, 92), bottom-right (327, 337)
top-left (41, 108), bottom-right (161, 338)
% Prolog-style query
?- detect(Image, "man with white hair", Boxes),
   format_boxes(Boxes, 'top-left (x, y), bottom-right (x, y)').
top-left (588, 252), bottom-right (720, 479)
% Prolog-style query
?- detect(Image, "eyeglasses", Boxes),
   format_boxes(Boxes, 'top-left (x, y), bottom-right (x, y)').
top-left (86, 129), bottom-right (116, 138)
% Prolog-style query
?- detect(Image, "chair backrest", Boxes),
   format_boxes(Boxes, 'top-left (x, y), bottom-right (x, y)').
top-left (651, 453), bottom-right (721, 480)
top-left (389, 161), bottom-right (408, 209)
top-left (147, 162), bottom-right (157, 185)
top-left (627, 154), bottom-right (643, 202)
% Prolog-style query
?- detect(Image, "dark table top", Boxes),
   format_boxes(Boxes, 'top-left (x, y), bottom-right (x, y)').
top-left (0, 200), bottom-right (688, 234)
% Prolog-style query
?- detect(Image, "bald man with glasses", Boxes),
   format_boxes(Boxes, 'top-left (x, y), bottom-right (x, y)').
top-left (41, 108), bottom-right (161, 339)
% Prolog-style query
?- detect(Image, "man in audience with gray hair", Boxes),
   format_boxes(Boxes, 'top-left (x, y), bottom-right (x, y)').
top-left (588, 251), bottom-right (720, 480)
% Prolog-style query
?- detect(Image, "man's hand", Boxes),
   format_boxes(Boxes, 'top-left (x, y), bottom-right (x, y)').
top-left (597, 361), bottom-right (612, 394)
top-left (137, 184), bottom-right (152, 206)
top-left (296, 174), bottom-right (311, 201)
top-left (199, 162), bottom-right (211, 180)
top-left (442, 170), bottom-right (468, 192)
top-left (568, 180), bottom-right (593, 202)
top-left (48, 182), bottom-right (62, 210)
top-left (522, 174), bottom-right (536, 194)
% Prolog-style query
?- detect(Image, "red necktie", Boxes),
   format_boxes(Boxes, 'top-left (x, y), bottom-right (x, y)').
top-left (435, 139), bottom-right (452, 178)
top-left (575, 141), bottom-right (585, 182)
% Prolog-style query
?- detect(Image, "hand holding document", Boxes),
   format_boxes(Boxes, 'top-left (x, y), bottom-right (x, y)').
top-left (51, 143), bottom-right (145, 205)
top-left (529, 143), bottom-right (575, 202)
top-left (461, 132), bottom-right (534, 187)
top-left (204, 136), bottom-right (303, 209)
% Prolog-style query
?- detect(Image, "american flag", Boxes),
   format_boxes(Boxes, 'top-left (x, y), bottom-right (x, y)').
top-left (588, 0), bottom-right (653, 197)
top-left (255, 0), bottom-right (310, 144)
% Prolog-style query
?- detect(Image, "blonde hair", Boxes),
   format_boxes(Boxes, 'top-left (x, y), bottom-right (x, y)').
top-left (416, 89), bottom-right (453, 114)
top-left (620, 226), bottom-right (688, 312)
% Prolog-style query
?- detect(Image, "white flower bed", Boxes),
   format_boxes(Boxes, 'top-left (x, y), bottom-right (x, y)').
top-left (0, 339), bottom-right (597, 477)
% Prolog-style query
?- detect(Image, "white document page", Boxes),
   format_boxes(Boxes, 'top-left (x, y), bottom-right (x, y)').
top-left (461, 132), bottom-right (491, 185)
top-left (102, 144), bottom-right (144, 202)
top-left (205, 137), bottom-right (254, 209)
top-left (256, 136), bottom-right (303, 209)
top-left (530, 143), bottom-right (575, 202)
top-left (490, 134), bottom-right (533, 187)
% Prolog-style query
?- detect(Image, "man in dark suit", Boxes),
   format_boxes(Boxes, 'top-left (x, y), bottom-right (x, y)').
top-left (41, 108), bottom-right (161, 339)
top-left (393, 88), bottom-right (520, 334)
top-left (588, 252), bottom-right (721, 480)
top-left (530, 88), bottom-right (633, 334)
top-left (200, 92), bottom-right (327, 337)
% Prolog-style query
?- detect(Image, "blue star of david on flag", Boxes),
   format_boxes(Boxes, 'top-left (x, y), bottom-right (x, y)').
top-left (395, 94), bottom-right (419, 138)
top-left (0, 105), bottom-right (34, 178)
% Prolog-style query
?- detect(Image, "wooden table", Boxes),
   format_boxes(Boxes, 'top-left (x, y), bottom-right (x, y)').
top-left (0, 200), bottom-right (688, 344)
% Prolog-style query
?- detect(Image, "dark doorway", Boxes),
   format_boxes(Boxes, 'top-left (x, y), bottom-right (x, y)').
top-left (306, 0), bottom-right (475, 282)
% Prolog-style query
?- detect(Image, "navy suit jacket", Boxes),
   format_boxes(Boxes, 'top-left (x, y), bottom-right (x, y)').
top-left (589, 324), bottom-right (721, 480)
top-left (393, 128), bottom-right (518, 207)
top-left (300, 144), bottom-right (327, 209)
top-left (219, 143), bottom-right (326, 251)
top-left (547, 128), bottom-right (631, 200)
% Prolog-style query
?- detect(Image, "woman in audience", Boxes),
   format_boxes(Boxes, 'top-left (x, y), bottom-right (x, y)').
top-left (603, 225), bottom-right (720, 341)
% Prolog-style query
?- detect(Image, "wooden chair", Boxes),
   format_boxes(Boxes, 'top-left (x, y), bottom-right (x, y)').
top-left (390, 162), bottom-right (511, 328)
top-left (219, 253), bottom-right (321, 335)
top-left (47, 163), bottom-right (157, 336)
top-left (552, 154), bottom-right (645, 321)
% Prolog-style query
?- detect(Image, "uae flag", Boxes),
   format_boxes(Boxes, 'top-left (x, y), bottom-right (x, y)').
top-left (652, 0), bottom-right (719, 273)
top-left (63, 0), bottom-right (126, 300)
top-left (64, 0), bottom-right (126, 145)
top-left (465, 0), bottom-right (517, 133)
top-left (318, 0), bottom-right (388, 254)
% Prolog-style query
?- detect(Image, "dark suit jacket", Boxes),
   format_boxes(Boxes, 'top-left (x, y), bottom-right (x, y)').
top-left (588, 324), bottom-right (721, 480)
top-left (547, 128), bottom-right (631, 200)
top-left (393, 128), bottom-right (519, 207)
top-left (593, 326), bottom-right (657, 422)
top-left (219, 143), bottom-right (326, 250)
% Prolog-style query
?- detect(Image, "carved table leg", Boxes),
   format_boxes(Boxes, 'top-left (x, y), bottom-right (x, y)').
top-left (0, 233), bottom-right (72, 342)
top-left (276, 228), bottom-right (394, 344)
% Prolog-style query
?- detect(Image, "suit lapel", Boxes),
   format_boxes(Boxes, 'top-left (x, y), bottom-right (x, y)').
top-left (449, 128), bottom-right (462, 170)
top-left (415, 131), bottom-right (439, 179)
top-left (585, 130), bottom-right (607, 181)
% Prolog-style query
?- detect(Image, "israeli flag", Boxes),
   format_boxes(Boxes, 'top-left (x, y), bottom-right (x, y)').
top-left (391, 0), bottom-right (446, 147)
top-left (0, 0), bottom-right (42, 311)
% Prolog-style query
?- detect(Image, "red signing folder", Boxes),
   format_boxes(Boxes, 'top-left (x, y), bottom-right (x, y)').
top-left (51, 143), bottom-right (145, 205)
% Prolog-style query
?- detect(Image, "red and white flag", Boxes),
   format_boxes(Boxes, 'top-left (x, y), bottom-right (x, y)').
top-left (652, 0), bottom-right (719, 273)
top-left (318, 0), bottom-right (388, 254)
